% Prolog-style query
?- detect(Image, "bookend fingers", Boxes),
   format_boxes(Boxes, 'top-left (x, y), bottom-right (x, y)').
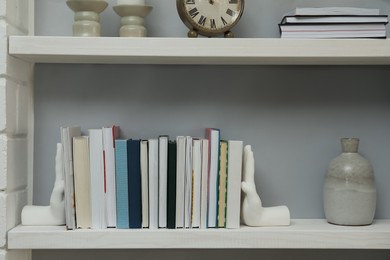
top-left (50, 143), bottom-right (65, 206)
top-left (21, 143), bottom-right (66, 226)
top-left (241, 145), bottom-right (290, 227)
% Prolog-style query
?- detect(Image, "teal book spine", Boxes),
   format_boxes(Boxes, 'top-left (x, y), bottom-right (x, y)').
top-left (115, 139), bottom-right (129, 229)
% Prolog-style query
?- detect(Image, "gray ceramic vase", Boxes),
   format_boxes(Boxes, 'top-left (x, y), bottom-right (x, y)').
top-left (323, 138), bottom-right (376, 226)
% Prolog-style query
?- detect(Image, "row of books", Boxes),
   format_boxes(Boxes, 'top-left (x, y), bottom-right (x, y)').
top-left (61, 126), bottom-right (244, 230)
top-left (279, 7), bottom-right (388, 38)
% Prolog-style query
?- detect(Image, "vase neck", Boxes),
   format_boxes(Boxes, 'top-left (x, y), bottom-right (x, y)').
top-left (341, 138), bottom-right (359, 153)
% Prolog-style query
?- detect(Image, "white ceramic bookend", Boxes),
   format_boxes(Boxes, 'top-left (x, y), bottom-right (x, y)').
top-left (113, 4), bottom-right (153, 37)
top-left (241, 145), bottom-right (290, 227)
top-left (66, 0), bottom-right (108, 36)
top-left (21, 143), bottom-right (66, 226)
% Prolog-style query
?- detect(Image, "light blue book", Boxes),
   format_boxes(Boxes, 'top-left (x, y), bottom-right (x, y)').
top-left (115, 139), bottom-right (129, 229)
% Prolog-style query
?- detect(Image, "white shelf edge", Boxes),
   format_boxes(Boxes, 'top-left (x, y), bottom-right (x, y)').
top-left (8, 36), bottom-right (390, 65)
top-left (7, 219), bottom-right (390, 249)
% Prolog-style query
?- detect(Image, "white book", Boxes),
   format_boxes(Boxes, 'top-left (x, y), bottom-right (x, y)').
top-left (158, 135), bottom-right (168, 228)
top-left (73, 136), bottom-right (91, 229)
top-left (60, 126), bottom-right (81, 230)
top-left (191, 138), bottom-right (202, 228)
top-left (280, 23), bottom-right (387, 38)
top-left (205, 128), bottom-right (220, 228)
top-left (102, 126), bottom-right (120, 228)
top-left (281, 30), bottom-right (386, 38)
top-left (226, 140), bottom-right (243, 229)
top-left (175, 136), bottom-right (186, 228)
top-left (89, 129), bottom-right (106, 229)
top-left (184, 136), bottom-right (193, 228)
top-left (148, 139), bottom-right (159, 230)
top-left (200, 139), bottom-right (209, 229)
top-left (280, 23), bottom-right (386, 31)
top-left (140, 140), bottom-right (149, 228)
top-left (284, 16), bottom-right (389, 24)
top-left (293, 7), bottom-right (380, 16)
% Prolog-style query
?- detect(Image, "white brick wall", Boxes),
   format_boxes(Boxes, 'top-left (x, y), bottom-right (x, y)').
top-left (0, 81), bottom-right (5, 132)
top-left (0, 21), bottom-right (7, 79)
top-left (0, 14), bottom-right (32, 137)
top-left (0, 0), bottom-right (33, 259)
top-left (0, 190), bottom-right (27, 247)
top-left (0, 135), bottom-right (7, 191)
top-left (0, 192), bottom-right (5, 247)
top-left (0, 136), bottom-right (28, 191)
top-left (0, 79), bottom-right (29, 137)
top-left (0, 0), bottom-right (30, 34)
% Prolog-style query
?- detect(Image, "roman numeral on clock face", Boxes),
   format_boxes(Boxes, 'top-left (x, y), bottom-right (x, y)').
top-left (229, 0), bottom-right (238, 3)
top-left (186, 0), bottom-right (195, 4)
top-left (210, 19), bottom-right (216, 29)
top-left (221, 16), bottom-right (228, 25)
top-left (226, 8), bottom-right (236, 17)
top-left (198, 15), bottom-right (206, 26)
top-left (189, 7), bottom-right (199, 18)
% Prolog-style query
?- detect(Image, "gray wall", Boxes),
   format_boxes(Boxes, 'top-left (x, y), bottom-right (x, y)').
top-left (33, 0), bottom-right (390, 259)
top-left (36, 0), bottom-right (390, 37)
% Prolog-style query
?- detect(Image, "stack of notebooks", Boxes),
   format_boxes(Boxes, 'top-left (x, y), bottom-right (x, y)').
top-left (279, 7), bottom-right (388, 38)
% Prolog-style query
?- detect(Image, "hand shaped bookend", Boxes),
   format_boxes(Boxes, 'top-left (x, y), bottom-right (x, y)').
top-left (21, 143), bottom-right (66, 225)
top-left (241, 145), bottom-right (290, 226)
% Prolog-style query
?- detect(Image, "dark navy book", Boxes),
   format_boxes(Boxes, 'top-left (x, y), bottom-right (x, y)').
top-left (167, 140), bottom-right (177, 229)
top-left (127, 139), bottom-right (142, 228)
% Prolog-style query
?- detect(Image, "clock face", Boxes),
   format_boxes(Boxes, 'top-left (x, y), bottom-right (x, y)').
top-left (177, 0), bottom-right (244, 36)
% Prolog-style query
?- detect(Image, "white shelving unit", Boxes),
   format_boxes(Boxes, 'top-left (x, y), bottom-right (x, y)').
top-left (6, 36), bottom-right (390, 251)
top-left (9, 36), bottom-right (390, 65)
top-left (8, 220), bottom-right (390, 249)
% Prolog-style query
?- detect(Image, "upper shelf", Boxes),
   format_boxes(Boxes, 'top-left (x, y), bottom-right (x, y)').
top-left (8, 36), bottom-right (390, 65)
top-left (7, 219), bottom-right (390, 249)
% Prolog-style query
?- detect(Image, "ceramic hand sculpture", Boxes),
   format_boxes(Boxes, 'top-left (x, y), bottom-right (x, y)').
top-left (241, 145), bottom-right (290, 226)
top-left (21, 143), bottom-right (66, 225)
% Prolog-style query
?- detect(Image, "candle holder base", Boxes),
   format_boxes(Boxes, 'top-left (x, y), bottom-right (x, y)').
top-left (66, 0), bottom-right (108, 37)
top-left (113, 5), bottom-right (153, 37)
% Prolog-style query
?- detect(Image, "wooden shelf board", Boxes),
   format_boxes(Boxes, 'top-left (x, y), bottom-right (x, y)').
top-left (8, 36), bottom-right (390, 65)
top-left (7, 219), bottom-right (390, 249)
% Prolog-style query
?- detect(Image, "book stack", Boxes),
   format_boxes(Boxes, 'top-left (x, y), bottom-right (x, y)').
top-left (61, 125), bottom-right (245, 230)
top-left (279, 7), bottom-right (388, 38)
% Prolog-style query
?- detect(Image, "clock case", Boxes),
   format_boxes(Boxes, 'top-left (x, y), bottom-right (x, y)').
top-left (176, 0), bottom-right (245, 38)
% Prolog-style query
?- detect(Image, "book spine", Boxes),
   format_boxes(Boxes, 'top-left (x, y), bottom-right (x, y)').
top-left (205, 128), bottom-right (220, 228)
top-left (158, 135), bottom-right (168, 228)
top-left (191, 139), bottom-right (202, 228)
top-left (61, 126), bottom-right (81, 230)
top-left (115, 139), bottom-right (129, 229)
top-left (217, 140), bottom-right (228, 228)
top-left (167, 140), bottom-right (177, 229)
top-left (226, 140), bottom-right (243, 229)
top-left (89, 129), bottom-right (106, 229)
top-left (175, 136), bottom-right (186, 228)
top-left (102, 126), bottom-right (118, 228)
top-left (127, 139), bottom-right (142, 229)
top-left (184, 136), bottom-right (193, 228)
top-left (140, 140), bottom-right (149, 228)
top-left (148, 139), bottom-right (159, 230)
top-left (73, 136), bottom-right (91, 229)
top-left (200, 139), bottom-right (209, 229)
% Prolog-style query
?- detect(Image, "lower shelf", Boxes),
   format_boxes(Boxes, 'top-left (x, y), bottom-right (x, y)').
top-left (7, 219), bottom-right (390, 249)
